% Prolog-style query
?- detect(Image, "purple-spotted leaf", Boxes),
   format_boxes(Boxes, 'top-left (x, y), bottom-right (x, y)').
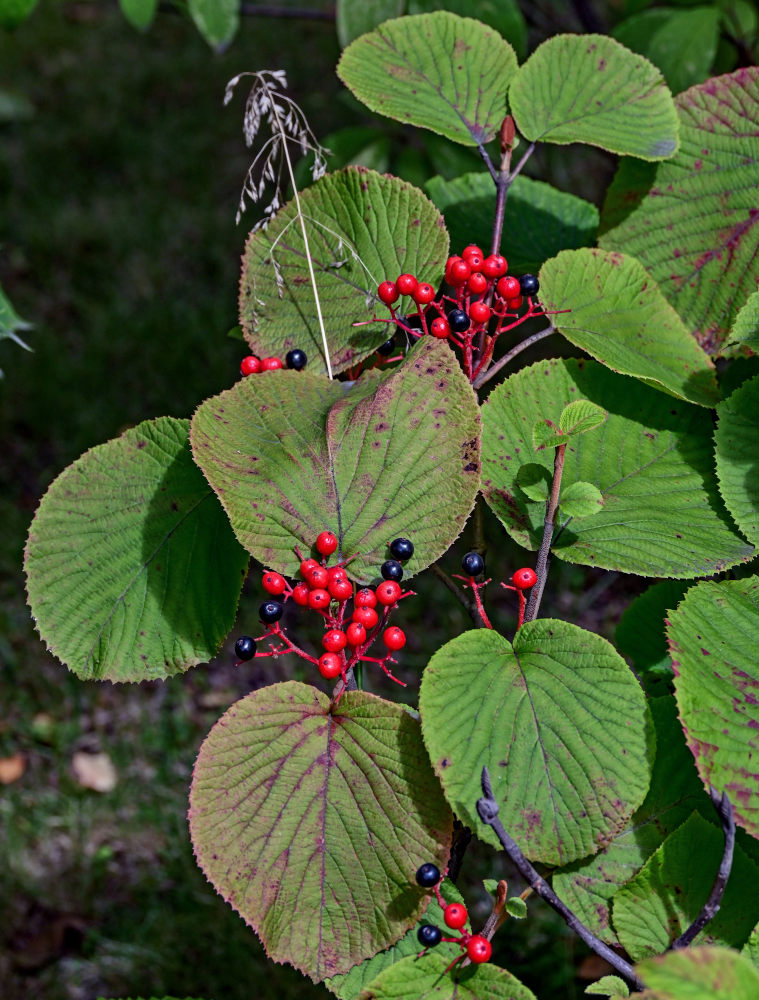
top-left (24, 417), bottom-right (248, 682)
top-left (715, 375), bottom-right (759, 545)
top-left (667, 576), bottom-right (759, 840)
top-left (539, 249), bottom-right (719, 407)
top-left (635, 946), bottom-right (759, 999)
top-left (480, 358), bottom-right (754, 577)
top-left (239, 167), bottom-right (448, 376)
top-left (600, 68), bottom-right (759, 355)
top-left (337, 12), bottom-right (517, 146)
top-left (189, 682), bottom-right (452, 982)
top-left (359, 952), bottom-right (537, 1000)
top-left (612, 812), bottom-right (759, 958)
top-left (419, 621), bottom-right (654, 865)
top-left (509, 34), bottom-right (678, 159)
top-left (190, 338), bottom-right (480, 584)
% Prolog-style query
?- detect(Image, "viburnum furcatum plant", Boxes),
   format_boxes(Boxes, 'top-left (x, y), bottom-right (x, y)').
top-left (23, 11), bottom-right (759, 1000)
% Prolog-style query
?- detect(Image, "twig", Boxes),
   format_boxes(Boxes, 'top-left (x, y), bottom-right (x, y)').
top-left (477, 142), bottom-right (499, 184)
top-left (430, 564), bottom-right (478, 624)
top-left (472, 323), bottom-right (555, 390)
top-left (671, 787), bottom-right (735, 949)
top-left (476, 767), bottom-right (645, 992)
top-left (524, 442), bottom-right (565, 623)
top-left (446, 819), bottom-right (473, 883)
top-left (508, 141), bottom-right (536, 185)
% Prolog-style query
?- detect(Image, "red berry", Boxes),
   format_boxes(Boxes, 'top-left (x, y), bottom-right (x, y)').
top-left (352, 606), bottom-right (378, 629)
top-left (318, 652), bottom-right (342, 679)
top-left (346, 622), bottom-right (367, 646)
top-left (430, 317), bottom-right (450, 340)
top-left (464, 251), bottom-right (484, 271)
top-left (329, 577), bottom-right (353, 602)
top-left (378, 280), bottom-right (399, 305)
top-left (413, 282), bottom-right (435, 305)
top-left (466, 272), bottom-right (488, 294)
top-left (375, 580), bottom-right (402, 606)
top-left (323, 629), bottom-right (347, 652)
top-left (308, 588), bottom-right (331, 610)
top-left (292, 582), bottom-right (310, 606)
top-left (512, 567), bottom-right (537, 589)
top-left (469, 301), bottom-right (491, 324)
top-left (497, 275), bottom-right (521, 299)
top-left (260, 356), bottom-right (284, 371)
top-left (507, 295), bottom-right (524, 310)
top-left (443, 903), bottom-right (468, 930)
top-left (316, 531), bottom-right (338, 556)
top-left (396, 273), bottom-right (418, 296)
top-left (383, 626), bottom-right (406, 651)
top-left (355, 588), bottom-right (378, 608)
top-left (300, 558), bottom-right (319, 579)
top-left (262, 571), bottom-right (286, 596)
top-left (240, 355), bottom-right (260, 376)
top-left (466, 936), bottom-right (492, 964)
top-left (445, 255), bottom-right (463, 280)
top-left (307, 565), bottom-right (329, 590)
top-left (448, 259), bottom-right (471, 285)
top-left (462, 244), bottom-right (483, 259)
top-left (328, 566), bottom-right (347, 582)
top-left (482, 254), bottom-right (508, 278)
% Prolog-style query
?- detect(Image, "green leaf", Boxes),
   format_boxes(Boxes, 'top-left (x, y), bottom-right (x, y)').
top-left (515, 463), bottom-right (551, 503)
top-left (239, 167), bottom-right (449, 376)
top-left (326, 880), bottom-right (465, 1000)
top-left (119, 0), bottom-right (158, 31)
top-left (506, 896), bottom-right (527, 919)
top-left (532, 400), bottom-right (608, 451)
top-left (191, 338), bottom-right (480, 584)
top-left (187, 0), bottom-right (238, 48)
top-left (600, 68), bottom-right (759, 355)
top-left (483, 878), bottom-right (499, 896)
top-left (408, 0), bottom-right (527, 61)
top-left (425, 172), bottom-right (598, 275)
top-left (336, 0), bottom-right (404, 48)
top-left (360, 951), bottom-right (537, 1000)
top-left (509, 34), bottom-right (679, 159)
top-left (715, 375), bottom-right (759, 545)
top-left (612, 812), bottom-right (759, 959)
top-left (585, 976), bottom-right (630, 997)
top-left (0, 0), bottom-right (38, 29)
top-left (419, 621), bottom-right (654, 865)
top-left (24, 417), bottom-right (248, 682)
top-left (337, 12), bottom-right (518, 146)
top-left (726, 291), bottom-right (759, 352)
top-left (0, 284), bottom-right (32, 351)
top-left (189, 683), bottom-right (452, 982)
top-left (558, 481), bottom-right (604, 519)
top-left (635, 945), bottom-right (759, 999)
top-left (553, 696), bottom-right (709, 943)
top-left (615, 580), bottom-right (693, 694)
top-left (667, 576), bottom-right (759, 839)
top-left (480, 358), bottom-right (753, 577)
top-left (612, 7), bottom-right (720, 94)
top-left (539, 249), bottom-right (719, 407)
top-left (742, 922), bottom-right (759, 969)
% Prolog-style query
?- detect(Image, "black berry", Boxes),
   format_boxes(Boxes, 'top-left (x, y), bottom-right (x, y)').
top-left (376, 337), bottom-right (396, 356)
top-left (417, 924), bottom-right (442, 947)
top-left (381, 559), bottom-right (404, 582)
top-left (286, 348), bottom-right (307, 370)
top-left (415, 862), bottom-right (441, 888)
top-left (461, 551), bottom-right (485, 576)
top-left (234, 635), bottom-right (257, 660)
top-left (259, 600), bottom-right (284, 624)
top-left (389, 537), bottom-right (414, 561)
top-left (446, 308), bottom-right (470, 333)
top-left (519, 273), bottom-right (539, 295)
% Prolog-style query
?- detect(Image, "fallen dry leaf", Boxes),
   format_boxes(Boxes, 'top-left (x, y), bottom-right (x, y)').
top-left (0, 753), bottom-right (26, 784)
top-left (71, 751), bottom-right (117, 792)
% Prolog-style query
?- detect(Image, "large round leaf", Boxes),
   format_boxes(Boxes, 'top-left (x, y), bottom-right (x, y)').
top-left (24, 417), bottom-right (248, 682)
top-left (239, 167), bottom-right (449, 376)
top-left (419, 621), bottom-right (654, 865)
top-left (715, 375), bottom-right (759, 546)
top-left (480, 358), bottom-right (754, 577)
top-left (189, 682), bottom-right (452, 982)
top-left (190, 338), bottom-right (481, 584)
top-left (635, 946), bottom-right (759, 1000)
top-left (539, 248), bottom-right (718, 407)
top-left (337, 12), bottom-right (517, 146)
top-left (667, 576), bottom-right (759, 840)
top-left (360, 952), bottom-right (536, 1000)
top-left (509, 34), bottom-right (678, 159)
top-left (600, 68), bottom-right (759, 354)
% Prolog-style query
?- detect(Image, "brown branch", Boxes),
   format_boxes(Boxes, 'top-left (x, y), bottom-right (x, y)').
top-left (524, 442), bottom-right (565, 623)
top-left (472, 323), bottom-right (555, 391)
top-left (430, 564), bottom-right (477, 623)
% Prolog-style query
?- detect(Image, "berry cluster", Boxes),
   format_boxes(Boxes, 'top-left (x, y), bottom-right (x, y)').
top-left (414, 863), bottom-right (492, 971)
top-left (240, 348), bottom-right (308, 377)
top-left (234, 532), bottom-right (416, 691)
top-left (457, 552), bottom-right (538, 630)
top-left (373, 245), bottom-right (545, 382)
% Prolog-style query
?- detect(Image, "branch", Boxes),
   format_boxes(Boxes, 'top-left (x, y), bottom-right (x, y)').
top-left (430, 564), bottom-right (478, 623)
top-left (524, 442), bottom-right (565, 623)
top-left (476, 767), bottom-right (645, 992)
top-left (472, 323), bottom-right (555, 390)
top-left (671, 787), bottom-right (735, 949)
